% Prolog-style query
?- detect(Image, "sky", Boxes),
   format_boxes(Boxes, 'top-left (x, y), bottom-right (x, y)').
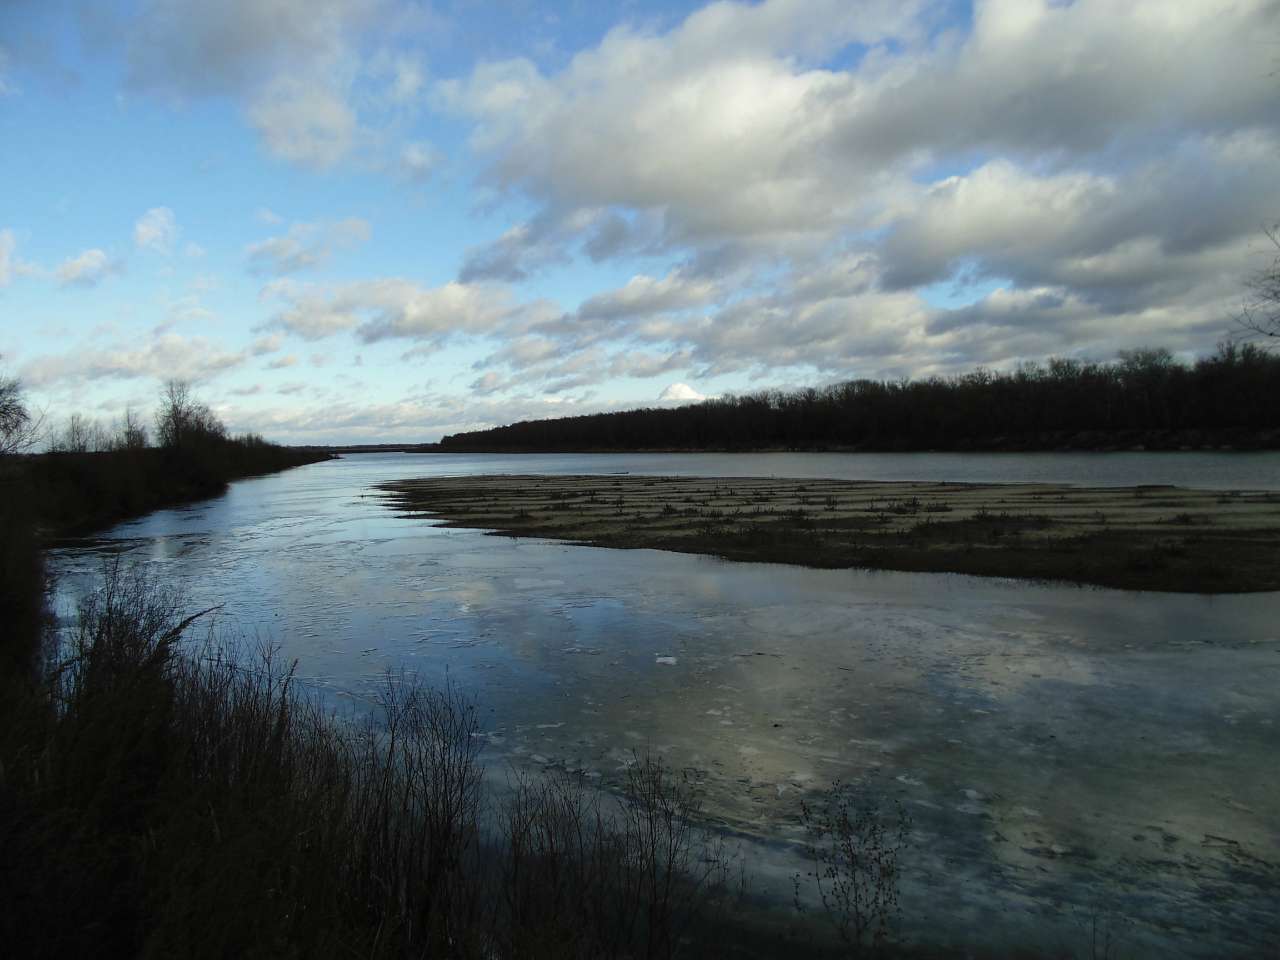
top-left (1, 0), bottom-right (1278, 444)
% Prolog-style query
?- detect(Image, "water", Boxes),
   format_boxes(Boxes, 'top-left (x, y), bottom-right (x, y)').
top-left (48, 453), bottom-right (1280, 956)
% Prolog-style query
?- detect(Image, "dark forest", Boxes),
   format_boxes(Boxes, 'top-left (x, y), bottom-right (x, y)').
top-left (440, 345), bottom-right (1280, 453)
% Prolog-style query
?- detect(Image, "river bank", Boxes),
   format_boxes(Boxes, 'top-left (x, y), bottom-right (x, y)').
top-left (380, 474), bottom-right (1280, 592)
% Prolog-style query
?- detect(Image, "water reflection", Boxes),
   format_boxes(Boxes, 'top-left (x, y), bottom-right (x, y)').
top-left (47, 454), bottom-right (1280, 957)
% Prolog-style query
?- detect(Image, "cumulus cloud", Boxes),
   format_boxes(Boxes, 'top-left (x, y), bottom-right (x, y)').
top-left (21, 332), bottom-right (249, 386)
top-left (577, 270), bottom-right (720, 322)
top-left (125, 0), bottom-right (374, 98)
top-left (263, 277), bottom-right (515, 344)
top-left (56, 249), bottom-right (115, 287)
top-left (120, 0), bottom-right (428, 169)
top-left (436, 0), bottom-right (1280, 388)
top-left (246, 218), bottom-right (371, 275)
top-left (134, 206), bottom-right (178, 253)
top-left (449, 0), bottom-right (1277, 249)
top-left (658, 382), bottom-right (706, 402)
top-left (247, 75), bottom-right (360, 169)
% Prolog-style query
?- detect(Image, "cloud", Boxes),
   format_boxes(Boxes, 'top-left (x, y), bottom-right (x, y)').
top-left (0, 229), bottom-right (15, 286)
top-left (439, 0), bottom-right (926, 256)
top-left (458, 214), bottom-right (572, 283)
top-left (247, 75), bottom-right (360, 169)
top-left (263, 277), bottom-right (515, 344)
top-left (429, 0), bottom-right (1280, 388)
top-left (577, 270), bottom-right (720, 322)
top-left (658, 382), bottom-right (706, 403)
top-left (134, 206), bottom-right (178, 253)
top-left (399, 140), bottom-right (440, 182)
top-left (267, 354), bottom-right (298, 369)
top-left (120, 0), bottom-right (424, 169)
top-left (246, 217), bottom-right (371, 275)
top-left (20, 332), bottom-right (250, 386)
top-left (56, 249), bottom-right (115, 287)
top-left (125, 0), bottom-right (375, 99)
top-left (452, 0), bottom-right (1276, 250)
top-left (0, 228), bottom-right (38, 286)
top-left (249, 333), bottom-right (284, 355)
top-left (378, 53), bottom-right (425, 103)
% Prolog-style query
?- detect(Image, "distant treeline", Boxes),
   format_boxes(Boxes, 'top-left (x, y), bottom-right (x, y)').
top-left (2, 379), bottom-right (331, 538)
top-left (441, 345), bottom-right (1280, 452)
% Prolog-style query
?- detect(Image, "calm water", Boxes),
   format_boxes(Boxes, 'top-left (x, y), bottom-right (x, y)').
top-left (48, 453), bottom-right (1280, 956)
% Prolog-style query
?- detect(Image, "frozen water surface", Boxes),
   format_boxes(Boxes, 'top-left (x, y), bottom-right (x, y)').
top-left (49, 453), bottom-right (1280, 957)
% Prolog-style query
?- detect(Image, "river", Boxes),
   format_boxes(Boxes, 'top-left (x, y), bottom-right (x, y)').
top-left (48, 452), bottom-right (1280, 957)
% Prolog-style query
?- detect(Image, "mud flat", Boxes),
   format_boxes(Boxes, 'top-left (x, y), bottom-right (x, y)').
top-left (379, 474), bottom-right (1280, 592)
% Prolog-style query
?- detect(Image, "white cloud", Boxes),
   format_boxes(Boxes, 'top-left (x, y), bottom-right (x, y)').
top-left (382, 54), bottom-right (425, 103)
top-left (0, 229), bottom-right (39, 286)
top-left (399, 141), bottom-right (439, 182)
top-left (56, 249), bottom-right (115, 287)
top-left (21, 332), bottom-right (249, 386)
top-left (134, 206), bottom-right (178, 253)
top-left (247, 76), bottom-right (360, 169)
top-left (122, 0), bottom-right (413, 169)
top-left (433, 0), bottom-right (1280, 387)
top-left (577, 270), bottom-right (721, 322)
top-left (658, 382), bottom-right (706, 402)
top-left (246, 217), bottom-right (371, 275)
top-left (263, 277), bottom-right (514, 344)
top-left (250, 333), bottom-right (284, 355)
top-left (0, 229), bottom-right (15, 286)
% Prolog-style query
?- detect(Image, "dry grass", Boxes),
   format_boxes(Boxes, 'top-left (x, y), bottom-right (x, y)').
top-left (0, 562), bottom-right (751, 959)
top-left (380, 474), bottom-right (1280, 592)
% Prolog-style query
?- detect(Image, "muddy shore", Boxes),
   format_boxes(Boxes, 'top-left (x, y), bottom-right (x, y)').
top-left (379, 474), bottom-right (1280, 592)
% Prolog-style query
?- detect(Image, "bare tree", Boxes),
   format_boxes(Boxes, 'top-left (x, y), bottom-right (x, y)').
top-left (1238, 224), bottom-right (1280, 345)
top-left (56, 413), bottom-right (97, 453)
top-left (111, 407), bottom-right (149, 450)
top-left (155, 379), bottom-right (225, 449)
top-left (0, 372), bottom-right (42, 455)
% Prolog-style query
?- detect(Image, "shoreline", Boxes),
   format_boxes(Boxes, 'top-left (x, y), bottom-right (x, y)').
top-left (380, 474), bottom-right (1280, 593)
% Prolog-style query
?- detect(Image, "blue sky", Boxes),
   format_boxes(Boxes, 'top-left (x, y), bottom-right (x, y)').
top-left (2, 0), bottom-right (1278, 443)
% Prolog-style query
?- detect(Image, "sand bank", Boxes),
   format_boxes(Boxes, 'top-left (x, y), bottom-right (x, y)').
top-left (380, 475), bottom-right (1280, 592)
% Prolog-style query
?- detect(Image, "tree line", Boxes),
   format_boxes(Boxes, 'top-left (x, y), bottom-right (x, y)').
top-left (440, 344), bottom-right (1280, 453)
top-left (0, 377), bottom-right (328, 537)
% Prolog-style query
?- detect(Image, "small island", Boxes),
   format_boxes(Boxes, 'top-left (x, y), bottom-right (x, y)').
top-left (381, 474), bottom-right (1280, 593)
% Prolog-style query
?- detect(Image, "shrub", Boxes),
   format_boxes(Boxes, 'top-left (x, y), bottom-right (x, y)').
top-left (794, 779), bottom-right (912, 953)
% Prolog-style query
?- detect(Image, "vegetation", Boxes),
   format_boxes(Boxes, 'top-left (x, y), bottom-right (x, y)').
top-left (0, 564), bottom-right (749, 959)
top-left (380, 474), bottom-right (1280, 593)
top-left (1237, 225), bottom-right (1280, 346)
top-left (5, 378), bottom-right (330, 536)
top-left (0, 375), bottom-right (768, 958)
top-left (795, 781), bottom-right (912, 954)
top-left (439, 344), bottom-right (1280, 452)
